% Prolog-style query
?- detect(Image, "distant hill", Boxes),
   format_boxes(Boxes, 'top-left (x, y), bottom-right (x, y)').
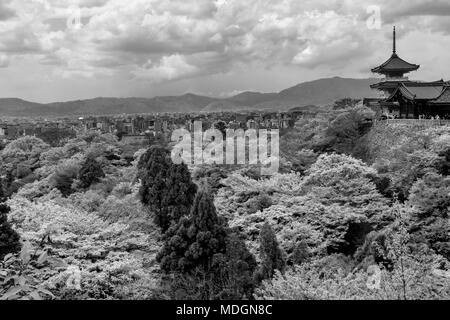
top-left (0, 98), bottom-right (55, 117)
top-left (46, 94), bottom-right (217, 116)
top-left (0, 77), bottom-right (379, 117)
top-left (226, 91), bottom-right (279, 107)
top-left (201, 100), bottom-right (242, 113)
top-left (276, 77), bottom-right (378, 106)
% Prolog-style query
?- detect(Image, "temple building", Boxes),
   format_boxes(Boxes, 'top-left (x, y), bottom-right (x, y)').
top-left (365, 27), bottom-right (450, 119)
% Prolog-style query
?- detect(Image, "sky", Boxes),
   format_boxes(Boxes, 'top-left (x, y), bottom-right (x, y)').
top-left (0, 0), bottom-right (449, 103)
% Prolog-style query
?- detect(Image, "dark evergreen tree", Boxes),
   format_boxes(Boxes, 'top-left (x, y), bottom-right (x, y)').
top-left (138, 146), bottom-right (171, 230)
top-left (164, 164), bottom-right (198, 223)
top-left (158, 189), bottom-right (258, 299)
top-left (255, 222), bottom-right (285, 282)
top-left (157, 189), bottom-right (228, 273)
top-left (211, 231), bottom-right (257, 299)
top-left (78, 156), bottom-right (105, 189)
top-left (138, 146), bottom-right (196, 232)
top-left (0, 183), bottom-right (21, 259)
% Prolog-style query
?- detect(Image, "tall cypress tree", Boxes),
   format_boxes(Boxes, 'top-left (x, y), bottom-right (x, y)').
top-left (0, 182), bottom-right (21, 259)
top-left (255, 222), bottom-right (285, 282)
top-left (158, 189), bottom-right (258, 299)
top-left (139, 146), bottom-right (172, 231)
top-left (157, 188), bottom-right (228, 273)
top-left (164, 163), bottom-right (198, 224)
top-left (138, 146), bottom-right (197, 232)
top-left (212, 231), bottom-right (257, 299)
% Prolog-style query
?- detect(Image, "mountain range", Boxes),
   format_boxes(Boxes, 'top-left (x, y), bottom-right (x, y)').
top-left (0, 77), bottom-right (379, 117)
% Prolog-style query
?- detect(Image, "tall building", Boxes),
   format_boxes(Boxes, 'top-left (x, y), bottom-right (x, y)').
top-left (367, 27), bottom-right (450, 119)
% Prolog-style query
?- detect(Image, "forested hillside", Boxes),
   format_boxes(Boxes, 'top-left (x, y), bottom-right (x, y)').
top-left (0, 102), bottom-right (449, 300)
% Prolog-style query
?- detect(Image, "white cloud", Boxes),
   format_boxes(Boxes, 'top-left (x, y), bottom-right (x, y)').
top-left (132, 54), bottom-right (198, 81)
top-left (0, 53), bottom-right (9, 67)
top-left (0, 0), bottom-right (450, 100)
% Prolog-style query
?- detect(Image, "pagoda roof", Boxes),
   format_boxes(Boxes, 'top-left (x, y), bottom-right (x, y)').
top-left (386, 83), bottom-right (444, 101)
top-left (371, 27), bottom-right (420, 74)
top-left (430, 85), bottom-right (450, 104)
top-left (371, 53), bottom-right (420, 74)
top-left (371, 79), bottom-right (413, 89)
top-left (371, 79), bottom-right (446, 90)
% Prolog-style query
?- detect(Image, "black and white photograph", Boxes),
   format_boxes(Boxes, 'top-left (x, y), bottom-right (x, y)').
top-left (0, 0), bottom-right (449, 309)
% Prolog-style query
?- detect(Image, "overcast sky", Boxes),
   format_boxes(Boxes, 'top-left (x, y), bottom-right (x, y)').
top-left (0, 0), bottom-right (449, 102)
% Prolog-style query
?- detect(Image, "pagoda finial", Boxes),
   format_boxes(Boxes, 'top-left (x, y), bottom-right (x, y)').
top-left (393, 26), bottom-right (396, 53)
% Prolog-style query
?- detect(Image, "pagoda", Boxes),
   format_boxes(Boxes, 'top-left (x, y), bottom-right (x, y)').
top-left (366, 27), bottom-right (450, 119)
top-left (370, 26), bottom-right (420, 95)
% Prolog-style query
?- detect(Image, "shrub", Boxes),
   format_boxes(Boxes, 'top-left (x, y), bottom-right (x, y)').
top-left (254, 255), bottom-right (450, 300)
top-left (78, 157), bottom-right (105, 189)
top-left (0, 202), bottom-right (21, 260)
top-left (408, 172), bottom-right (450, 218)
top-left (1, 242), bottom-right (54, 300)
top-left (51, 171), bottom-right (75, 197)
